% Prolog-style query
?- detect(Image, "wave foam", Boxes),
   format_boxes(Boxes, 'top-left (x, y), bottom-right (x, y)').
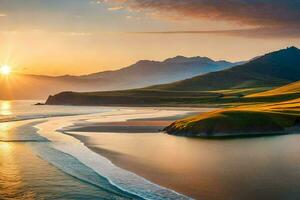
top-left (34, 112), bottom-right (191, 200)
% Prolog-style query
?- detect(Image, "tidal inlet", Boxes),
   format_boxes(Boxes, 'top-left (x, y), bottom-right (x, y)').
top-left (1, 1), bottom-right (300, 200)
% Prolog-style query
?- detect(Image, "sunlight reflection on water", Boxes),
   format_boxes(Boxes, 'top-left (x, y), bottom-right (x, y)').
top-left (0, 101), bottom-right (12, 116)
top-left (0, 122), bottom-right (10, 140)
top-left (0, 142), bottom-right (37, 199)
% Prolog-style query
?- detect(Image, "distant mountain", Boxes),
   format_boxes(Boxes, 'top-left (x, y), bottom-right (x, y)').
top-left (80, 56), bottom-right (240, 87)
top-left (0, 56), bottom-right (240, 99)
top-left (150, 47), bottom-right (300, 91)
top-left (45, 47), bottom-right (300, 106)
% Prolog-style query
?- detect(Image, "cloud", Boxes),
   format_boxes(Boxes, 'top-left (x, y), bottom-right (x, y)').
top-left (127, 27), bottom-right (300, 39)
top-left (108, 6), bottom-right (123, 11)
top-left (59, 32), bottom-right (92, 36)
top-left (108, 0), bottom-right (300, 38)
top-left (90, 0), bottom-right (103, 4)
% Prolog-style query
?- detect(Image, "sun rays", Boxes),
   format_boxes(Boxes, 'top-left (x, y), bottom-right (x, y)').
top-left (0, 65), bottom-right (11, 76)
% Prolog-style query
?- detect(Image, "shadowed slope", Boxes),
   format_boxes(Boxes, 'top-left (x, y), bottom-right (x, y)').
top-left (164, 81), bottom-right (300, 137)
top-left (0, 56), bottom-right (238, 99)
top-left (45, 47), bottom-right (300, 106)
top-left (164, 97), bottom-right (300, 137)
top-left (150, 47), bottom-right (300, 91)
top-left (164, 80), bottom-right (300, 137)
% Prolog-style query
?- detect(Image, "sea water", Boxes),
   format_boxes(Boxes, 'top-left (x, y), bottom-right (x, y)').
top-left (0, 100), bottom-right (190, 200)
top-left (2, 100), bottom-right (300, 200)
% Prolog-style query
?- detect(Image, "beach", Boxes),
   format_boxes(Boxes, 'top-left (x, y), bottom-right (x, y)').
top-left (33, 107), bottom-right (201, 199)
top-left (0, 102), bottom-right (195, 199)
top-left (0, 120), bottom-right (136, 200)
top-left (2, 102), bottom-right (300, 200)
top-left (69, 132), bottom-right (212, 199)
top-left (64, 108), bottom-right (300, 200)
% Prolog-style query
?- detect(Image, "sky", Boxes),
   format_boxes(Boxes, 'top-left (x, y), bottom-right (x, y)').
top-left (0, 0), bottom-right (300, 75)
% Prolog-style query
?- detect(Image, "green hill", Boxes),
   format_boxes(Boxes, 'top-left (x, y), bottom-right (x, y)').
top-left (164, 80), bottom-right (300, 137)
top-left (0, 55), bottom-right (238, 99)
top-left (164, 97), bottom-right (300, 137)
top-left (150, 47), bottom-right (300, 91)
top-left (45, 47), bottom-right (300, 106)
top-left (248, 81), bottom-right (300, 97)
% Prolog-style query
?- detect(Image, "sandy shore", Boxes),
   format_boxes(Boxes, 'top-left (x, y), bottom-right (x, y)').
top-left (63, 109), bottom-right (204, 134)
top-left (3, 106), bottom-right (300, 200)
top-left (0, 119), bottom-right (131, 199)
top-left (35, 107), bottom-right (300, 200)
top-left (35, 107), bottom-right (206, 199)
top-left (67, 120), bottom-right (172, 133)
top-left (69, 131), bottom-right (207, 199)
top-left (66, 110), bottom-right (214, 199)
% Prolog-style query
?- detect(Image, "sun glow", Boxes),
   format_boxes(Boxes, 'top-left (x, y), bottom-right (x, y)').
top-left (0, 101), bottom-right (12, 116)
top-left (0, 65), bottom-right (11, 75)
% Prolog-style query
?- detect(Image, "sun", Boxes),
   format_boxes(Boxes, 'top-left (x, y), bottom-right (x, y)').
top-left (0, 65), bottom-right (11, 75)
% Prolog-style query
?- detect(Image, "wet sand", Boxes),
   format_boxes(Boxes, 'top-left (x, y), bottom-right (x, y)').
top-left (35, 108), bottom-right (197, 199)
top-left (0, 140), bottom-right (125, 200)
top-left (63, 109), bottom-right (211, 199)
top-left (66, 108), bottom-right (300, 200)
top-left (64, 110), bottom-right (203, 134)
top-left (0, 119), bottom-right (139, 200)
top-left (1, 104), bottom-right (207, 199)
top-left (65, 110), bottom-right (211, 199)
top-left (69, 132), bottom-right (207, 199)
top-left (69, 130), bottom-right (300, 200)
top-left (3, 105), bottom-right (300, 200)
top-left (67, 121), bottom-right (172, 133)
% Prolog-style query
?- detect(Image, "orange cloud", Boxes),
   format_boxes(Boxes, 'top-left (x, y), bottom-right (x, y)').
top-left (109, 0), bottom-right (300, 37)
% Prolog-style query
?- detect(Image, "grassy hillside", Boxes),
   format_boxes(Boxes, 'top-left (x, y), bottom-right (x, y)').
top-left (45, 89), bottom-right (223, 106)
top-left (247, 81), bottom-right (300, 97)
top-left (45, 85), bottom-right (300, 107)
top-left (164, 98), bottom-right (300, 137)
top-left (150, 47), bottom-right (300, 91)
top-left (165, 79), bottom-right (300, 137)
top-left (1, 55), bottom-right (237, 100)
top-left (150, 68), bottom-right (287, 91)
top-left (45, 47), bottom-right (300, 107)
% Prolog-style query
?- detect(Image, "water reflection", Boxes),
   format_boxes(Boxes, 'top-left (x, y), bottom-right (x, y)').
top-left (0, 142), bottom-right (27, 200)
top-left (0, 122), bottom-right (11, 141)
top-left (0, 119), bottom-right (38, 199)
top-left (81, 132), bottom-right (300, 200)
top-left (0, 101), bottom-right (12, 116)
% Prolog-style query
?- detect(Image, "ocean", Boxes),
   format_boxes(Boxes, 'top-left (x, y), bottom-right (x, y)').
top-left (2, 100), bottom-right (300, 200)
top-left (0, 100), bottom-right (189, 200)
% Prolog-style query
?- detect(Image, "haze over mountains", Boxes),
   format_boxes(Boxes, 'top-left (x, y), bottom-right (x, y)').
top-left (46, 47), bottom-right (300, 106)
top-left (0, 56), bottom-right (240, 99)
top-left (151, 47), bottom-right (300, 91)
top-left (80, 56), bottom-right (240, 85)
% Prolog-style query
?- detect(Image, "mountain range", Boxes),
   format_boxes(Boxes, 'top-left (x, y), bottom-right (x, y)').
top-left (45, 47), bottom-right (300, 106)
top-left (0, 56), bottom-right (240, 99)
top-left (150, 47), bottom-right (300, 91)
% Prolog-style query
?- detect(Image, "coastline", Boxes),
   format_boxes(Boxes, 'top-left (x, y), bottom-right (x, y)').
top-left (69, 132), bottom-right (205, 199)
top-left (3, 104), bottom-right (300, 200)
top-left (34, 108), bottom-right (200, 199)
top-left (63, 107), bottom-right (300, 199)
top-left (0, 119), bottom-right (137, 200)
top-left (66, 122), bottom-right (300, 200)
top-left (63, 109), bottom-right (216, 199)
